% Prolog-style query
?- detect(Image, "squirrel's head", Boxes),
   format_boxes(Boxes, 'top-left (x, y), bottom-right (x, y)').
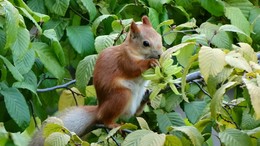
top-left (127, 16), bottom-right (163, 59)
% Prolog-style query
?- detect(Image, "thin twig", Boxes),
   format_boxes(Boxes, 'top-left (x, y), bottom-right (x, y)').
top-left (162, 29), bottom-right (197, 36)
top-left (69, 6), bottom-right (90, 22)
top-left (37, 80), bottom-right (76, 92)
top-left (104, 127), bottom-right (120, 146)
top-left (65, 87), bottom-right (79, 106)
top-left (29, 100), bottom-right (40, 130)
top-left (221, 107), bottom-right (240, 129)
top-left (192, 80), bottom-right (211, 98)
top-left (113, 20), bottom-right (125, 46)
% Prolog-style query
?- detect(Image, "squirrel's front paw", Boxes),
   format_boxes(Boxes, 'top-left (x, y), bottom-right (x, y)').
top-left (149, 59), bottom-right (160, 68)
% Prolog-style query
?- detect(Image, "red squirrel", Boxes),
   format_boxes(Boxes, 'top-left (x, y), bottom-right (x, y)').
top-left (29, 16), bottom-right (163, 146)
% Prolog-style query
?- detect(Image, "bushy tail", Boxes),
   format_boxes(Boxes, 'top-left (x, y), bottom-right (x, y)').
top-left (29, 106), bottom-right (98, 146)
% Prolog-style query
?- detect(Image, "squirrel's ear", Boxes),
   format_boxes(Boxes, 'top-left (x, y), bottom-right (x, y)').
top-left (130, 21), bottom-right (140, 34)
top-left (142, 16), bottom-right (152, 26)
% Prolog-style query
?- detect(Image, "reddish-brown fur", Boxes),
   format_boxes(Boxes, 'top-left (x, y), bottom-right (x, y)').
top-left (93, 16), bottom-right (163, 128)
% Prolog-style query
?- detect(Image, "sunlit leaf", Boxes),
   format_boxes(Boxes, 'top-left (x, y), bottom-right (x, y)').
top-left (199, 46), bottom-right (226, 82)
top-left (45, 132), bottom-right (70, 146)
top-left (122, 130), bottom-right (153, 146)
top-left (171, 126), bottom-right (204, 146)
top-left (225, 51), bottom-right (252, 72)
top-left (243, 76), bottom-right (260, 120)
top-left (225, 7), bottom-right (251, 43)
top-left (136, 117), bottom-right (150, 130)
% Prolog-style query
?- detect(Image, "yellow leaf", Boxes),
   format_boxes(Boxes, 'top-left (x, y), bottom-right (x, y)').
top-left (199, 46), bottom-right (226, 82)
top-left (225, 51), bottom-right (252, 72)
top-left (58, 87), bottom-right (85, 110)
top-left (243, 76), bottom-right (260, 120)
top-left (237, 43), bottom-right (258, 63)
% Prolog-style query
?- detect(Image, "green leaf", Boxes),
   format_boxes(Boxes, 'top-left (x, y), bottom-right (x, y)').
top-left (13, 71), bottom-right (37, 95)
top-left (225, 0), bottom-right (254, 17)
top-left (249, 8), bottom-right (260, 43)
top-left (147, 0), bottom-right (171, 13)
top-left (43, 123), bottom-right (67, 138)
top-left (225, 7), bottom-right (251, 43)
top-left (45, 132), bottom-right (70, 146)
top-left (92, 15), bottom-right (118, 35)
top-left (2, 0), bottom-right (19, 49)
top-left (27, 0), bottom-right (46, 14)
top-left (161, 42), bottom-right (195, 63)
top-left (241, 110), bottom-right (260, 130)
top-left (199, 0), bottom-right (224, 16)
top-left (244, 127), bottom-right (260, 138)
top-left (76, 55), bottom-right (97, 95)
top-left (43, 18), bottom-right (69, 40)
top-left (181, 54), bottom-right (198, 102)
top-left (13, 49), bottom-right (35, 75)
top-left (210, 82), bottom-right (236, 118)
top-left (163, 27), bottom-right (176, 45)
top-left (0, 29), bottom-right (6, 50)
top-left (175, 0), bottom-right (193, 9)
top-left (0, 55), bottom-right (23, 81)
top-left (236, 43), bottom-right (258, 63)
top-left (243, 76), bottom-right (260, 120)
top-left (182, 34), bottom-right (208, 46)
top-left (184, 101), bottom-right (207, 124)
top-left (45, 0), bottom-right (70, 16)
top-left (122, 130), bottom-right (153, 146)
top-left (0, 87), bottom-right (30, 129)
top-left (10, 27), bottom-right (30, 57)
top-left (140, 133), bottom-right (165, 146)
top-left (94, 34), bottom-right (117, 53)
top-left (17, 7), bottom-right (43, 34)
top-left (199, 46), bottom-right (226, 82)
top-left (10, 27), bottom-right (34, 75)
top-left (33, 42), bottom-right (65, 80)
top-left (164, 135), bottom-right (183, 146)
top-left (76, 0), bottom-right (97, 21)
top-left (176, 44), bottom-right (194, 67)
top-left (112, 19), bottom-right (132, 32)
top-left (225, 51), bottom-right (252, 72)
top-left (43, 29), bottom-right (66, 66)
top-left (197, 22), bottom-right (233, 49)
top-left (67, 25), bottom-right (95, 56)
top-left (156, 19), bottom-right (174, 31)
top-left (218, 25), bottom-right (251, 42)
top-left (215, 67), bottom-right (234, 84)
top-left (148, 8), bottom-right (160, 29)
top-left (136, 117), bottom-right (150, 130)
top-left (171, 126), bottom-right (204, 146)
top-left (219, 129), bottom-right (252, 146)
top-left (156, 111), bottom-right (185, 133)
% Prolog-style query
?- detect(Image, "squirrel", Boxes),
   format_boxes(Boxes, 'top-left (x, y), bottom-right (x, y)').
top-left (29, 16), bottom-right (163, 146)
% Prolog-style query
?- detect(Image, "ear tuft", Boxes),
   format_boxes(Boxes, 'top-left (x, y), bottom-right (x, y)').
top-left (142, 16), bottom-right (152, 26)
top-left (130, 21), bottom-right (140, 34)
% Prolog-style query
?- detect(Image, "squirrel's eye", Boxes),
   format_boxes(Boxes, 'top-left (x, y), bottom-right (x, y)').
top-left (143, 41), bottom-right (150, 47)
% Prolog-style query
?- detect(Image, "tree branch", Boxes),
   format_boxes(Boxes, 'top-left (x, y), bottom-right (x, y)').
top-left (37, 79), bottom-right (76, 92)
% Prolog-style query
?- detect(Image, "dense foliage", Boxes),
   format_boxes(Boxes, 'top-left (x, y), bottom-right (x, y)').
top-left (0, 0), bottom-right (260, 145)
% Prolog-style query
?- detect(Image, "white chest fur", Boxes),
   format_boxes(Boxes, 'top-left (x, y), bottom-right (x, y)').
top-left (120, 77), bottom-right (149, 116)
